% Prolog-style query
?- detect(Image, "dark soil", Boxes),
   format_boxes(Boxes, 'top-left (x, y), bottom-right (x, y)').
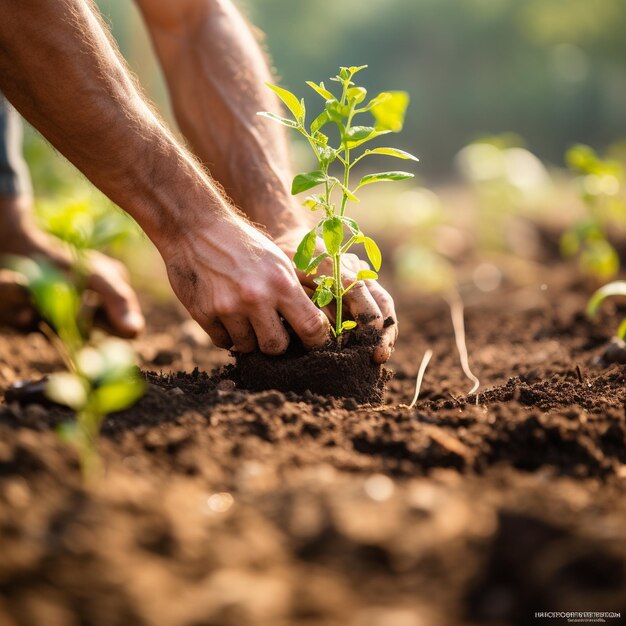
top-left (1, 265), bottom-right (626, 626)
top-left (231, 324), bottom-right (392, 404)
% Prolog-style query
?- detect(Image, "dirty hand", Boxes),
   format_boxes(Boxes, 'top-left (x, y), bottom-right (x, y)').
top-left (0, 201), bottom-right (144, 338)
top-left (273, 228), bottom-right (398, 364)
top-left (158, 215), bottom-right (331, 355)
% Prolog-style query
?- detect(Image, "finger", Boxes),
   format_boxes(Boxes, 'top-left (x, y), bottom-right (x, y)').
top-left (367, 281), bottom-right (398, 364)
top-left (249, 309), bottom-right (290, 356)
top-left (221, 317), bottom-right (257, 353)
top-left (343, 279), bottom-right (384, 330)
top-left (279, 288), bottom-right (331, 350)
top-left (192, 312), bottom-right (233, 350)
top-left (88, 262), bottom-right (144, 339)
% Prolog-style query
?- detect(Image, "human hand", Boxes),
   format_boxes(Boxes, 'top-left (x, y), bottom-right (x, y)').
top-left (273, 227), bottom-right (398, 364)
top-left (157, 215), bottom-right (331, 354)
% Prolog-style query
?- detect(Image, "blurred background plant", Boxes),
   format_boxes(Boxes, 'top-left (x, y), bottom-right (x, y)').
top-left (9, 257), bottom-right (145, 478)
top-left (10, 139), bottom-right (146, 477)
top-left (560, 144), bottom-right (626, 280)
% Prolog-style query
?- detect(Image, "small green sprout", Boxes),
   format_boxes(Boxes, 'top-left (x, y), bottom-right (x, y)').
top-left (587, 280), bottom-right (626, 340)
top-left (9, 257), bottom-right (144, 477)
top-left (259, 65), bottom-right (417, 338)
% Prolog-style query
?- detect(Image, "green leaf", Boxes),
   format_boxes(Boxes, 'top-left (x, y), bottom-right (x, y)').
top-left (291, 170), bottom-right (327, 195)
top-left (76, 346), bottom-right (106, 381)
top-left (340, 217), bottom-right (361, 235)
top-left (362, 92), bottom-right (392, 111)
top-left (323, 217), bottom-right (344, 256)
top-left (44, 282), bottom-right (81, 336)
top-left (312, 286), bottom-right (334, 308)
top-left (293, 229), bottom-right (317, 271)
top-left (341, 320), bottom-right (357, 331)
top-left (97, 338), bottom-right (138, 383)
top-left (357, 269), bottom-right (378, 281)
top-left (347, 86), bottom-right (367, 104)
top-left (256, 111), bottom-right (298, 128)
top-left (8, 257), bottom-right (81, 337)
top-left (364, 237), bottom-right (382, 271)
top-left (345, 126), bottom-right (376, 142)
top-left (370, 91), bottom-right (410, 132)
top-left (313, 130), bottom-right (329, 146)
top-left (346, 65), bottom-right (368, 76)
top-left (306, 253), bottom-right (330, 275)
top-left (363, 147), bottom-right (419, 161)
top-left (313, 275), bottom-right (335, 289)
top-left (265, 82), bottom-right (305, 122)
top-left (587, 281), bottom-right (626, 317)
top-left (357, 171), bottom-right (414, 189)
top-left (306, 81), bottom-right (335, 100)
top-left (311, 110), bottom-right (330, 134)
top-left (325, 100), bottom-right (350, 122)
top-left (337, 182), bottom-right (359, 203)
top-left (46, 373), bottom-right (89, 410)
top-left (91, 378), bottom-right (145, 415)
top-left (345, 129), bottom-right (391, 149)
top-left (303, 196), bottom-right (322, 211)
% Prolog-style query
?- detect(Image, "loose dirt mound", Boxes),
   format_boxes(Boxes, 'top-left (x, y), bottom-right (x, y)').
top-left (1, 266), bottom-right (625, 626)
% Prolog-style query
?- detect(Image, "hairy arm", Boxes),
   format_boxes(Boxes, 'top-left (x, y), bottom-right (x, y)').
top-left (0, 0), bottom-right (330, 354)
top-left (0, 0), bottom-right (229, 246)
top-left (135, 0), bottom-right (305, 238)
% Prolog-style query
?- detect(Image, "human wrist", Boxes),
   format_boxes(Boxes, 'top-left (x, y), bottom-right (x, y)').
top-left (146, 182), bottom-right (242, 262)
top-left (108, 139), bottom-right (235, 256)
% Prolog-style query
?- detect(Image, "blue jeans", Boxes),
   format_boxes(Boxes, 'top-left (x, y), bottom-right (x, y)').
top-left (0, 93), bottom-right (31, 198)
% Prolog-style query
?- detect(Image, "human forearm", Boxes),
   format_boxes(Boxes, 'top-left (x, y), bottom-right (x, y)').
top-left (137, 0), bottom-right (307, 238)
top-left (0, 0), bottom-right (235, 250)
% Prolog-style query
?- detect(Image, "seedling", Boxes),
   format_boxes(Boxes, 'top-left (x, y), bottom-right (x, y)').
top-left (259, 65), bottom-right (417, 338)
top-left (587, 280), bottom-right (626, 340)
top-left (9, 198), bottom-right (144, 477)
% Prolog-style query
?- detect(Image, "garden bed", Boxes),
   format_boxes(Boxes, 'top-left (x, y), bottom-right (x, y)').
top-left (1, 263), bottom-right (626, 626)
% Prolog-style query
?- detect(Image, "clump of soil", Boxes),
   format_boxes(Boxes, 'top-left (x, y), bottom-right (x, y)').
top-left (231, 324), bottom-right (392, 404)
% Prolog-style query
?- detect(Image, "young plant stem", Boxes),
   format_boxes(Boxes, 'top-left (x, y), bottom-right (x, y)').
top-left (39, 321), bottom-right (76, 373)
top-left (333, 253), bottom-right (342, 338)
top-left (76, 410), bottom-right (101, 479)
top-left (333, 98), bottom-right (356, 335)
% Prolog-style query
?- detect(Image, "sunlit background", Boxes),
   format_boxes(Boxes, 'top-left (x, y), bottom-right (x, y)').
top-left (91, 0), bottom-right (626, 176)
top-left (21, 0), bottom-right (626, 299)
